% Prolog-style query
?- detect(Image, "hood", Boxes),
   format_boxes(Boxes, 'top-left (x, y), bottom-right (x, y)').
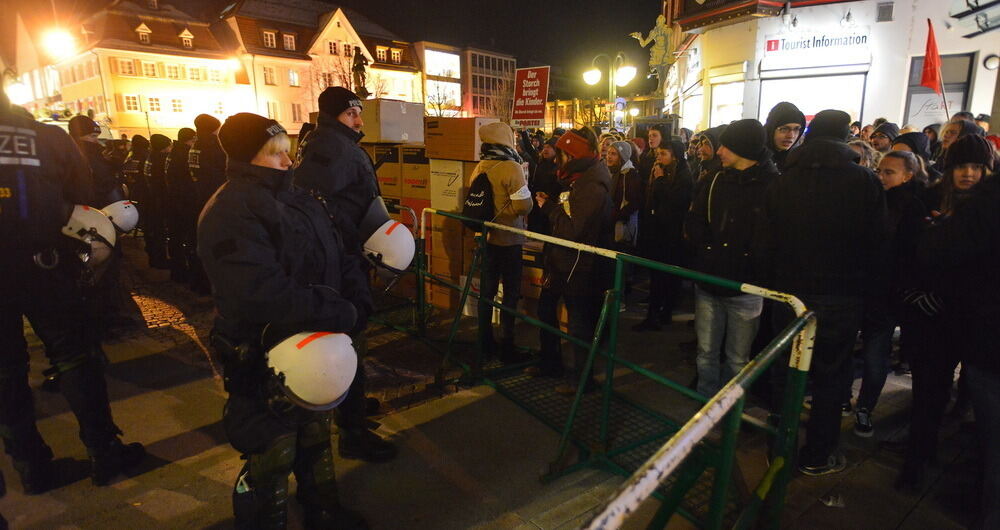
top-left (479, 122), bottom-right (516, 149)
top-left (785, 138), bottom-right (860, 170)
top-left (764, 102), bottom-right (806, 151)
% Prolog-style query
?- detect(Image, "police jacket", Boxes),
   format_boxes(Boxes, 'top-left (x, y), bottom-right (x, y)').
top-left (756, 137), bottom-right (888, 297)
top-left (197, 160), bottom-right (372, 345)
top-left (166, 143), bottom-right (195, 218)
top-left (685, 159), bottom-right (778, 296)
top-left (122, 148), bottom-right (148, 201)
top-left (77, 140), bottom-right (123, 207)
top-left (143, 150), bottom-right (168, 216)
top-left (189, 135), bottom-right (227, 208)
top-left (293, 113), bottom-right (379, 255)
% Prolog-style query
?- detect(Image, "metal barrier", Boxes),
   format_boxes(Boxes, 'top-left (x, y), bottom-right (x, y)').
top-left (403, 207), bottom-right (815, 529)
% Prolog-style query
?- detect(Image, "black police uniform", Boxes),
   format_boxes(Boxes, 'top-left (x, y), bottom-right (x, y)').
top-left (142, 143), bottom-right (170, 267)
top-left (197, 159), bottom-right (372, 529)
top-left (187, 133), bottom-right (226, 294)
top-left (122, 141), bottom-right (149, 210)
top-left (0, 106), bottom-right (143, 492)
top-left (165, 140), bottom-right (195, 282)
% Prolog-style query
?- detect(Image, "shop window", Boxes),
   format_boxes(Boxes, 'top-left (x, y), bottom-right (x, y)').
top-left (263, 31), bottom-right (277, 49)
top-left (759, 75), bottom-right (865, 125)
top-left (903, 53), bottom-right (973, 129)
top-left (710, 81), bottom-right (744, 127)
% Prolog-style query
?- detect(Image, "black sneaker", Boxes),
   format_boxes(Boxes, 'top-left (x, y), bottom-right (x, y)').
top-left (798, 454), bottom-right (847, 476)
top-left (338, 428), bottom-right (397, 463)
top-left (90, 439), bottom-right (145, 486)
top-left (854, 408), bottom-right (874, 437)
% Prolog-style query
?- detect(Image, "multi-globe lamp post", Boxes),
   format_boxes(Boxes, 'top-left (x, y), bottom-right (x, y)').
top-left (583, 52), bottom-right (637, 128)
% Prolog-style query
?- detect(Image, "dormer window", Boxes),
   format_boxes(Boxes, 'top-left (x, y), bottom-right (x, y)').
top-left (282, 34), bottom-right (296, 51)
top-left (263, 31), bottom-right (277, 49)
top-left (135, 23), bottom-right (152, 45)
top-left (179, 29), bottom-right (194, 49)
top-left (147, 0), bottom-right (158, 9)
top-left (376, 47), bottom-right (387, 62)
top-left (391, 48), bottom-right (401, 64)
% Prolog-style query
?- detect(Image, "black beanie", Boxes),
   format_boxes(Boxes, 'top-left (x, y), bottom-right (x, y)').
top-left (719, 119), bottom-right (768, 161)
top-left (219, 112), bottom-right (286, 163)
top-left (68, 115), bottom-right (100, 137)
top-left (130, 135), bottom-right (149, 151)
top-left (194, 113), bottom-right (221, 134)
top-left (764, 102), bottom-right (806, 130)
top-left (891, 132), bottom-right (932, 161)
top-left (944, 134), bottom-right (996, 171)
top-left (318, 86), bottom-right (363, 117)
top-left (150, 134), bottom-right (172, 151)
top-left (872, 122), bottom-right (900, 141)
top-left (178, 127), bottom-right (196, 143)
top-left (806, 110), bottom-right (851, 142)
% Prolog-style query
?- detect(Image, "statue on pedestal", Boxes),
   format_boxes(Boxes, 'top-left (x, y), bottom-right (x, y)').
top-left (352, 46), bottom-right (371, 98)
top-left (630, 14), bottom-right (674, 94)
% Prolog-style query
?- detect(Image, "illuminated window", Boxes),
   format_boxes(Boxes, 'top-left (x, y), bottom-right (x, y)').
top-left (263, 66), bottom-right (276, 85)
top-left (119, 59), bottom-right (136, 76)
top-left (214, 101), bottom-right (225, 114)
top-left (267, 101), bottom-right (280, 120)
top-left (425, 50), bottom-right (460, 78)
top-left (142, 62), bottom-right (157, 77)
top-left (283, 34), bottom-right (296, 51)
top-left (166, 65), bottom-right (180, 79)
top-left (148, 97), bottom-right (161, 112)
top-left (124, 95), bottom-right (140, 111)
top-left (343, 44), bottom-right (352, 57)
top-left (182, 37), bottom-right (193, 49)
top-left (172, 98), bottom-right (183, 112)
top-left (209, 69), bottom-right (221, 82)
top-left (139, 32), bottom-right (150, 44)
top-left (291, 103), bottom-right (303, 122)
top-left (391, 49), bottom-right (401, 64)
top-left (376, 47), bottom-right (387, 62)
top-left (263, 31), bottom-right (276, 49)
top-left (188, 67), bottom-right (202, 81)
top-left (288, 69), bottom-right (299, 87)
top-left (322, 72), bottom-right (335, 88)
top-left (328, 41), bottom-right (338, 55)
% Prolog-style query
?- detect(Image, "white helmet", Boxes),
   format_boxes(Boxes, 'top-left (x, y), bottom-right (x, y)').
top-left (266, 332), bottom-right (358, 411)
top-left (62, 205), bottom-right (117, 269)
top-left (364, 220), bottom-right (415, 276)
top-left (101, 200), bottom-right (139, 232)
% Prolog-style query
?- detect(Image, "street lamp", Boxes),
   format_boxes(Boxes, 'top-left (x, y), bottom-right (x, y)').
top-left (582, 52), bottom-right (636, 126)
top-left (628, 107), bottom-right (640, 117)
top-left (42, 29), bottom-right (77, 61)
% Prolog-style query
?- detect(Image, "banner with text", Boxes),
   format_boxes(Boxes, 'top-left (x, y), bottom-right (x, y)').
top-left (511, 66), bottom-right (550, 128)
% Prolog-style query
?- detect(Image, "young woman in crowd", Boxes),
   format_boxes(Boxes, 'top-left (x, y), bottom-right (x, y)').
top-left (848, 140), bottom-right (881, 170)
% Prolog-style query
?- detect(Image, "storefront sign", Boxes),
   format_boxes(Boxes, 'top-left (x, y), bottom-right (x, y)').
top-left (762, 28), bottom-right (871, 71)
top-left (511, 66), bottom-right (550, 128)
top-left (764, 30), bottom-right (870, 55)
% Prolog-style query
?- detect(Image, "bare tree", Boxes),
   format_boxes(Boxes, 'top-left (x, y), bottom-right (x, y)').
top-left (478, 78), bottom-right (514, 123)
top-left (425, 81), bottom-right (460, 117)
top-left (368, 73), bottom-right (389, 99)
top-left (575, 98), bottom-right (608, 129)
top-left (312, 53), bottom-right (355, 93)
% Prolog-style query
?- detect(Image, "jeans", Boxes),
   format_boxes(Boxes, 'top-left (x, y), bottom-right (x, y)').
top-left (773, 294), bottom-right (863, 467)
top-left (477, 244), bottom-right (523, 353)
top-left (966, 364), bottom-right (1000, 529)
top-left (694, 286), bottom-right (762, 396)
top-left (854, 304), bottom-right (894, 412)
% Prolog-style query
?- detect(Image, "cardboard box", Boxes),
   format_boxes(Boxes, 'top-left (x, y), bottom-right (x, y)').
top-left (429, 215), bottom-right (465, 261)
top-left (429, 159), bottom-right (466, 212)
top-left (401, 145), bottom-right (430, 199)
top-left (521, 265), bottom-right (544, 300)
top-left (424, 117), bottom-right (499, 161)
top-left (360, 99), bottom-right (425, 143)
top-left (371, 145), bottom-right (402, 197)
top-left (427, 273), bottom-right (479, 316)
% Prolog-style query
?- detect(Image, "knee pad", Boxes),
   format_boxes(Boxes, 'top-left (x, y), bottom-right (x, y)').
top-left (233, 435), bottom-right (297, 529)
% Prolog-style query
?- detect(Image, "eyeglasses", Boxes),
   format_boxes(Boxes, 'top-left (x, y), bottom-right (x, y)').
top-left (776, 126), bottom-right (802, 135)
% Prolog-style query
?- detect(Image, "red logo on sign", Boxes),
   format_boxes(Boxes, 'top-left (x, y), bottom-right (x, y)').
top-left (766, 40), bottom-right (779, 52)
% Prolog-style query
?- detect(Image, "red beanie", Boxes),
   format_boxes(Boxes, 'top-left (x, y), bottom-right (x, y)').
top-left (555, 130), bottom-right (594, 159)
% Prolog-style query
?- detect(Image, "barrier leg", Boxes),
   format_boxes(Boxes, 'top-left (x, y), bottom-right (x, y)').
top-left (599, 258), bottom-right (625, 450)
top-left (705, 396), bottom-right (745, 530)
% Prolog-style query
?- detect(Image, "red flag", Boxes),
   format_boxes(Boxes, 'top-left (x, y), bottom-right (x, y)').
top-left (921, 19), bottom-right (943, 94)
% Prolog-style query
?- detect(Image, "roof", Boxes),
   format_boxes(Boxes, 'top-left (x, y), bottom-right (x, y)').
top-left (229, 0), bottom-right (399, 39)
top-left (358, 35), bottom-right (418, 71)
top-left (232, 15), bottom-right (316, 59)
top-left (77, 1), bottom-right (228, 58)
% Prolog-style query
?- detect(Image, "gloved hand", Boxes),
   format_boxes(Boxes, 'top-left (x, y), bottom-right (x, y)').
top-left (902, 289), bottom-right (943, 317)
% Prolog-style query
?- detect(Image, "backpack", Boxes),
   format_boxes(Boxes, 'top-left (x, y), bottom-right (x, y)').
top-left (461, 172), bottom-right (495, 231)
top-left (0, 123), bottom-right (67, 252)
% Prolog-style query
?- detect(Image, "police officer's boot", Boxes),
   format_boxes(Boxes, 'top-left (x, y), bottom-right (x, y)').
top-left (233, 436), bottom-right (295, 530)
top-left (89, 438), bottom-right (146, 486)
top-left (0, 367), bottom-right (55, 494)
top-left (294, 418), bottom-right (369, 530)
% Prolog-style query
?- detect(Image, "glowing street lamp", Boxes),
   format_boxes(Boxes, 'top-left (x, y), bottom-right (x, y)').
top-left (629, 107), bottom-right (640, 117)
top-left (583, 68), bottom-right (602, 86)
top-left (615, 65), bottom-right (637, 87)
top-left (42, 29), bottom-right (77, 61)
top-left (582, 52), bottom-right (635, 124)
top-left (4, 81), bottom-right (32, 105)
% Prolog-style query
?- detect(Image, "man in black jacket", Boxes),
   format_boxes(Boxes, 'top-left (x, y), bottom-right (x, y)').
top-left (762, 102), bottom-right (805, 171)
top-left (686, 119), bottom-right (777, 397)
top-left (759, 109), bottom-right (887, 476)
top-left (293, 87), bottom-right (395, 462)
top-left (189, 114), bottom-right (227, 295)
top-left (143, 134), bottom-right (171, 268)
top-left (165, 128), bottom-right (196, 284)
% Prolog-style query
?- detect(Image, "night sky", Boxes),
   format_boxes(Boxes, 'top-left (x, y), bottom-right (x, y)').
top-left (331, 0), bottom-right (665, 98)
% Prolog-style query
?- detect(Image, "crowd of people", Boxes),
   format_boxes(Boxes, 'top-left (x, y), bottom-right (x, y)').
top-left (2, 79), bottom-right (999, 529)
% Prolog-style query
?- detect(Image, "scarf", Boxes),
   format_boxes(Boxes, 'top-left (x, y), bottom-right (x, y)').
top-left (558, 156), bottom-right (599, 184)
top-left (480, 142), bottom-right (523, 164)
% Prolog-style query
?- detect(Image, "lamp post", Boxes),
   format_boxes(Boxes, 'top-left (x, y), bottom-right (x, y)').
top-left (583, 52), bottom-right (637, 126)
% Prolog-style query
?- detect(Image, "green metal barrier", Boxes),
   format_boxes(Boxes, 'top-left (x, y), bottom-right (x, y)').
top-left (400, 207), bottom-right (815, 530)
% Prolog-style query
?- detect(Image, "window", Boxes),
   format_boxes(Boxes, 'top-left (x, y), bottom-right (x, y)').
top-left (182, 37), bottom-right (193, 49)
top-left (209, 69), bottom-right (222, 82)
top-left (263, 66), bottom-right (276, 85)
top-left (328, 41), bottom-right (338, 55)
top-left (376, 47), bottom-right (387, 62)
top-left (124, 95), bottom-right (140, 111)
top-left (142, 62), bottom-right (157, 77)
top-left (288, 69), bottom-right (299, 87)
top-left (263, 31), bottom-right (277, 49)
top-left (391, 49), bottom-right (401, 64)
top-left (214, 101), bottom-right (225, 115)
top-left (139, 32), bottom-right (150, 44)
top-left (283, 34), bottom-right (296, 51)
top-left (188, 67), bottom-right (202, 81)
top-left (322, 72), bottom-right (335, 89)
top-left (425, 50), bottom-right (460, 78)
top-left (267, 101), bottom-right (280, 120)
top-left (171, 99), bottom-right (183, 112)
top-left (119, 59), bottom-right (136, 76)
top-left (291, 103), bottom-right (303, 122)
top-left (165, 65), bottom-right (179, 79)
top-left (903, 53), bottom-right (973, 128)
top-left (343, 43), bottom-right (352, 56)
top-left (75, 64), bottom-right (84, 82)
top-left (148, 97), bottom-right (161, 112)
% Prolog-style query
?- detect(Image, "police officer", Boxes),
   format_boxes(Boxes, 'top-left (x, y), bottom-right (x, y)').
top-left (188, 114), bottom-right (226, 295)
top-left (68, 115), bottom-right (125, 206)
top-left (166, 128), bottom-right (196, 284)
top-left (294, 87), bottom-right (396, 462)
top-left (0, 92), bottom-right (145, 492)
top-left (143, 134), bottom-right (171, 268)
top-left (198, 113), bottom-right (372, 529)
top-left (122, 135), bottom-right (150, 207)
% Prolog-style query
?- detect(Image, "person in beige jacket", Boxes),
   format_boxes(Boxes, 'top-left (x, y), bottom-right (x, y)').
top-left (474, 122), bottom-right (534, 361)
